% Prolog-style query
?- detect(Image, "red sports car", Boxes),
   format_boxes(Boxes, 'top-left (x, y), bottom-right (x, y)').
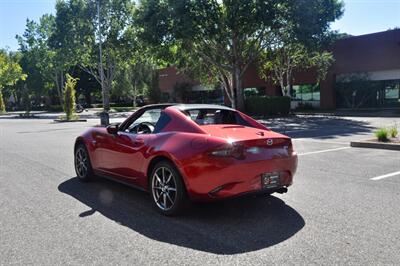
top-left (74, 104), bottom-right (298, 215)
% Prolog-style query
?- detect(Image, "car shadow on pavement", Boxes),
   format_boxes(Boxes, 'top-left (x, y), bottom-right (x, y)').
top-left (58, 177), bottom-right (305, 255)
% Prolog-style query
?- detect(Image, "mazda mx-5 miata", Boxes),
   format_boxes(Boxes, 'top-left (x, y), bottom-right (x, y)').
top-left (74, 104), bottom-right (298, 215)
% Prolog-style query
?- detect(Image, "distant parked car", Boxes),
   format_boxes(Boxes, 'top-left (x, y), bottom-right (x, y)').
top-left (74, 104), bottom-right (298, 215)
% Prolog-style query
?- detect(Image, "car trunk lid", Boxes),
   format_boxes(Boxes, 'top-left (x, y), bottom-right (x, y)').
top-left (201, 124), bottom-right (293, 158)
top-left (201, 124), bottom-right (289, 143)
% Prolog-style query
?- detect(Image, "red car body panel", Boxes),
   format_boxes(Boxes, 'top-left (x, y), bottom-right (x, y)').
top-left (75, 105), bottom-right (298, 202)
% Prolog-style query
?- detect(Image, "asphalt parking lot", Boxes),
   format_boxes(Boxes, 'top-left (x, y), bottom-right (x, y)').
top-left (1, 115), bottom-right (399, 265)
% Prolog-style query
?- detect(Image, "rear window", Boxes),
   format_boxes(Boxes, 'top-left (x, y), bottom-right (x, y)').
top-left (182, 109), bottom-right (248, 126)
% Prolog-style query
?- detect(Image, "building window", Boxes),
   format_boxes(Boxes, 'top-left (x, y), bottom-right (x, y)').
top-left (293, 84), bottom-right (320, 101)
top-left (243, 87), bottom-right (266, 99)
top-left (385, 82), bottom-right (400, 100)
top-left (335, 79), bottom-right (400, 109)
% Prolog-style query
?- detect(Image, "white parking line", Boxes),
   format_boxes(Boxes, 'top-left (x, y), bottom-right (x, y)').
top-left (370, 171), bottom-right (400, 181)
top-left (298, 147), bottom-right (350, 156)
top-left (294, 138), bottom-right (348, 145)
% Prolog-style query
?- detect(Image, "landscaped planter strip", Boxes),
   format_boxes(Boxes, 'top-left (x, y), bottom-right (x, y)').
top-left (350, 140), bottom-right (400, 151)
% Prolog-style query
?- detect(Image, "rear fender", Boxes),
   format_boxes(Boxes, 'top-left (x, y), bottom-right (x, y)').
top-left (144, 132), bottom-right (226, 193)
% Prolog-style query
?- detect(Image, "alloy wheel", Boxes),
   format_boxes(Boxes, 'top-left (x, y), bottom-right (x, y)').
top-left (75, 147), bottom-right (88, 178)
top-left (151, 167), bottom-right (177, 211)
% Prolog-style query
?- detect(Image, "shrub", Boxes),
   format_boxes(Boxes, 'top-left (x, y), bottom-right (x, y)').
top-left (245, 96), bottom-right (290, 116)
top-left (389, 125), bottom-right (398, 138)
top-left (374, 128), bottom-right (389, 142)
top-left (63, 74), bottom-right (79, 121)
top-left (0, 90), bottom-right (5, 113)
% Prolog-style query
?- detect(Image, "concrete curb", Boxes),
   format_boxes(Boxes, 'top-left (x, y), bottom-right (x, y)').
top-left (53, 119), bottom-right (87, 123)
top-left (350, 140), bottom-right (400, 151)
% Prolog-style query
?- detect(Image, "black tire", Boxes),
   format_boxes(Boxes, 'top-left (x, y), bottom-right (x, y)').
top-left (74, 143), bottom-right (94, 182)
top-left (149, 160), bottom-right (188, 216)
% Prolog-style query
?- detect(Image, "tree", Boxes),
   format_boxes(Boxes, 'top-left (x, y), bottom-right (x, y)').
top-left (50, 0), bottom-right (95, 106)
top-left (136, 0), bottom-right (343, 110)
top-left (50, 0), bottom-right (136, 112)
top-left (260, 44), bottom-right (307, 97)
top-left (17, 15), bottom-right (60, 106)
top-left (259, 44), bottom-right (334, 97)
top-left (310, 51), bottom-right (335, 85)
top-left (63, 74), bottom-right (78, 120)
top-left (0, 50), bottom-right (27, 112)
top-left (113, 57), bottom-right (154, 106)
top-left (73, 68), bottom-right (99, 106)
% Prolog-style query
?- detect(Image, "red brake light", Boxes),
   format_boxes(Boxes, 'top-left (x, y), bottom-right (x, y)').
top-left (288, 141), bottom-right (294, 154)
top-left (210, 144), bottom-right (244, 159)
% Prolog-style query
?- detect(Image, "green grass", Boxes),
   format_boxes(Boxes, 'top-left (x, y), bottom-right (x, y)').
top-left (389, 126), bottom-right (398, 138)
top-left (374, 128), bottom-right (389, 142)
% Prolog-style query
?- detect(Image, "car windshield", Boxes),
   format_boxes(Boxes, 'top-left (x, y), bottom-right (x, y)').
top-left (127, 108), bottom-right (162, 130)
top-left (182, 109), bottom-right (240, 125)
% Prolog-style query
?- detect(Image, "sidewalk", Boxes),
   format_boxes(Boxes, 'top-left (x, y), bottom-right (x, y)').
top-left (293, 109), bottom-right (400, 118)
top-left (0, 109), bottom-right (134, 120)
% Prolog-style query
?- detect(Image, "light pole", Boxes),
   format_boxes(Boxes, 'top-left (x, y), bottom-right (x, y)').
top-left (97, 0), bottom-right (109, 125)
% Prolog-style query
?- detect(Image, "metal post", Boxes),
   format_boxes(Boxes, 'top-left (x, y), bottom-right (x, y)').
top-left (98, 0), bottom-right (109, 125)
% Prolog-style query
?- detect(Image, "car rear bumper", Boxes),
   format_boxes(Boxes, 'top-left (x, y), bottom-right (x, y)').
top-left (180, 153), bottom-right (298, 202)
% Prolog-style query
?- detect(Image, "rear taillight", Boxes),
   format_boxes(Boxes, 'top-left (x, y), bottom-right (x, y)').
top-left (288, 141), bottom-right (294, 154)
top-left (210, 144), bottom-right (244, 159)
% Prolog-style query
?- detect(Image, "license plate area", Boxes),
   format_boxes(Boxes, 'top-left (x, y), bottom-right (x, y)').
top-left (262, 172), bottom-right (280, 189)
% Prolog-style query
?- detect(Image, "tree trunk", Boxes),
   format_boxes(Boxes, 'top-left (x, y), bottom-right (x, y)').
top-left (276, 71), bottom-right (286, 96)
top-left (133, 80), bottom-right (137, 108)
top-left (285, 70), bottom-right (290, 97)
top-left (219, 72), bottom-right (235, 108)
top-left (101, 59), bottom-right (115, 112)
top-left (54, 70), bottom-right (64, 107)
top-left (15, 89), bottom-right (22, 108)
top-left (286, 68), bottom-right (294, 98)
top-left (280, 81), bottom-right (286, 96)
top-left (222, 82), bottom-right (235, 108)
top-left (85, 90), bottom-right (91, 106)
top-left (102, 78), bottom-right (111, 111)
top-left (12, 91), bottom-right (19, 109)
top-left (23, 84), bottom-right (30, 115)
top-left (233, 67), bottom-right (244, 111)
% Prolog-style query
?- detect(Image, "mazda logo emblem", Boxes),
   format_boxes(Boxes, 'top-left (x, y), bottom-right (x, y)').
top-left (266, 139), bottom-right (273, 146)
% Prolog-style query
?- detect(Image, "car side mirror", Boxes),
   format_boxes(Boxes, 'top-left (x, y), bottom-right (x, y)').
top-left (106, 123), bottom-right (119, 135)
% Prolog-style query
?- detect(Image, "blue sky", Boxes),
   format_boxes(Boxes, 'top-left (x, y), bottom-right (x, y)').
top-left (0, 0), bottom-right (399, 51)
top-left (0, 0), bottom-right (56, 50)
